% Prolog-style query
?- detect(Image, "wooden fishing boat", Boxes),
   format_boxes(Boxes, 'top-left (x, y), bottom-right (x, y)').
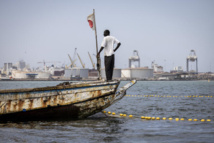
top-left (0, 80), bottom-right (136, 121)
top-left (0, 9), bottom-right (137, 122)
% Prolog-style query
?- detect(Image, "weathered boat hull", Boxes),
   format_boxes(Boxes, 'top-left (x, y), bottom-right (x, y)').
top-left (0, 92), bottom-right (116, 121)
top-left (0, 80), bottom-right (136, 122)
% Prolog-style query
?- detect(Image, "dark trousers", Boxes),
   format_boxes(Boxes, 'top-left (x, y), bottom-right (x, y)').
top-left (105, 54), bottom-right (114, 80)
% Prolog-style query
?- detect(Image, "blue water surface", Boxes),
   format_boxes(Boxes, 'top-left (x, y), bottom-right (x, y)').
top-left (0, 80), bottom-right (214, 143)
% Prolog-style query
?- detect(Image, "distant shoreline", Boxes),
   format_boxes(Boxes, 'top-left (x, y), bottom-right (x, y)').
top-left (0, 78), bottom-right (213, 82)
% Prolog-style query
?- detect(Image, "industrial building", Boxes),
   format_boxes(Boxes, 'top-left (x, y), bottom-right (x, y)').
top-left (64, 67), bottom-right (89, 79)
top-left (17, 60), bottom-right (26, 70)
top-left (11, 70), bottom-right (51, 79)
top-left (101, 68), bottom-right (121, 79)
top-left (151, 61), bottom-right (163, 73)
top-left (170, 66), bottom-right (183, 73)
top-left (122, 50), bottom-right (154, 80)
top-left (122, 67), bottom-right (153, 80)
top-left (88, 69), bottom-right (98, 79)
top-left (49, 66), bottom-right (64, 76)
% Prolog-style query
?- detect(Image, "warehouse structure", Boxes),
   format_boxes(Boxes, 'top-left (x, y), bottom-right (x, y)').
top-left (64, 67), bottom-right (89, 79)
top-left (122, 67), bottom-right (153, 80)
top-left (101, 68), bottom-right (121, 79)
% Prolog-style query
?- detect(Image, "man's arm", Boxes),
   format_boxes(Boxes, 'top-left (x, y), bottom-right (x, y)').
top-left (114, 42), bottom-right (121, 52)
top-left (97, 47), bottom-right (104, 57)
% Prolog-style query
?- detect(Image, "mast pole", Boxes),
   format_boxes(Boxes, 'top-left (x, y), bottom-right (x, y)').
top-left (93, 9), bottom-right (101, 80)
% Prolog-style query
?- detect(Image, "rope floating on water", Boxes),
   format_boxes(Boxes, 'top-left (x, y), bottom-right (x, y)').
top-left (103, 111), bottom-right (212, 122)
top-left (125, 95), bottom-right (213, 98)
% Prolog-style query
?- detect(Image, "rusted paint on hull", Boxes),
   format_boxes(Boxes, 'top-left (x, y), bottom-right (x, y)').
top-left (0, 92), bottom-right (116, 122)
top-left (0, 80), bottom-right (137, 121)
top-left (0, 80), bottom-right (120, 121)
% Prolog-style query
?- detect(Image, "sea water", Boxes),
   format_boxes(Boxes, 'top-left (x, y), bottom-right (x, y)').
top-left (0, 80), bottom-right (214, 143)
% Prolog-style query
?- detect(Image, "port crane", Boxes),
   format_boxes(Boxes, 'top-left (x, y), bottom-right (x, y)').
top-left (37, 60), bottom-right (61, 71)
top-left (88, 52), bottom-right (95, 69)
top-left (67, 47), bottom-right (78, 68)
top-left (186, 49), bottom-right (198, 73)
top-left (129, 50), bottom-right (140, 68)
top-left (68, 54), bottom-right (76, 68)
top-left (77, 53), bottom-right (85, 68)
top-left (37, 60), bottom-right (61, 66)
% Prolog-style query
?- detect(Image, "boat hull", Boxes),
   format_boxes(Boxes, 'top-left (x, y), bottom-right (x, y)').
top-left (0, 80), bottom-right (120, 121)
top-left (0, 92), bottom-right (116, 121)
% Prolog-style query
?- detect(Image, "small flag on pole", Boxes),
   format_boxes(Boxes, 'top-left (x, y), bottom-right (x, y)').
top-left (87, 13), bottom-right (95, 30)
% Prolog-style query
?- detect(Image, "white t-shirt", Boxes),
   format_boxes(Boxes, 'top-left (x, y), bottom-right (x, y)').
top-left (101, 36), bottom-right (120, 56)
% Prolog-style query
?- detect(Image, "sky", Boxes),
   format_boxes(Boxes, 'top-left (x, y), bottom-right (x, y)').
top-left (0, 0), bottom-right (214, 72)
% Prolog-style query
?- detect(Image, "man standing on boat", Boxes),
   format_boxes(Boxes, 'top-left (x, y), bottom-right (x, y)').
top-left (97, 30), bottom-right (121, 81)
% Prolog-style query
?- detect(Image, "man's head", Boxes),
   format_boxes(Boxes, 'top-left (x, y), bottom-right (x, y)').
top-left (104, 29), bottom-right (110, 37)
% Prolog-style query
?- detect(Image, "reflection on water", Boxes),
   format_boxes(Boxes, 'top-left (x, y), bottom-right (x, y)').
top-left (0, 114), bottom-right (127, 143)
top-left (0, 81), bottom-right (214, 142)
